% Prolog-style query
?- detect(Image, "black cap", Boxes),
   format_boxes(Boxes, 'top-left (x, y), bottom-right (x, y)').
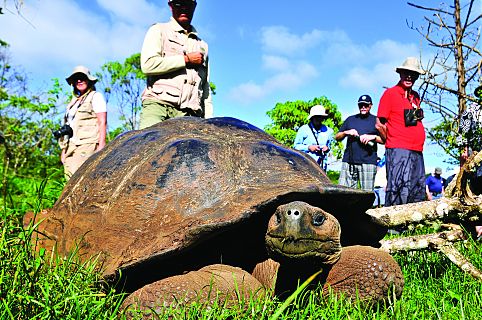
top-left (357, 95), bottom-right (372, 104)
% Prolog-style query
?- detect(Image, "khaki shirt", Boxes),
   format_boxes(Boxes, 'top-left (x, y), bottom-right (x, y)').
top-left (141, 18), bottom-right (213, 118)
top-left (59, 91), bottom-right (99, 150)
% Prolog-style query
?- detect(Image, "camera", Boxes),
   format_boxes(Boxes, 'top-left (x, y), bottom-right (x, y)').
top-left (52, 124), bottom-right (73, 139)
top-left (404, 108), bottom-right (424, 126)
top-left (353, 135), bottom-right (375, 148)
top-left (315, 149), bottom-right (328, 157)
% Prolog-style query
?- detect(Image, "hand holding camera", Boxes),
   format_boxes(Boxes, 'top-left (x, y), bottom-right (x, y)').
top-left (308, 144), bottom-right (329, 157)
top-left (308, 144), bottom-right (321, 153)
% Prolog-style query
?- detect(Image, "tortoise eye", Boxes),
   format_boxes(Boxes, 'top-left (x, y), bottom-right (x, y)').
top-left (312, 214), bottom-right (325, 226)
top-left (276, 212), bottom-right (282, 224)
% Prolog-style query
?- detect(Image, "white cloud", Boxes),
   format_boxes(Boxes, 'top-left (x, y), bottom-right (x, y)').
top-left (262, 55), bottom-right (290, 71)
top-left (229, 81), bottom-right (265, 102)
top-left (228, 59), bottom-right (318, 104)
top-left (337, 40), bottom-right (420, 91)
top-left (228, 25), bottom-right (336, 104)
top-left (96, 0), bottom-right (164, 25)
top-left (265, 62), bottom-right (318, 91)
top-left (228, 24), bottom-right (421, 105)
top-left (260, 26), bottom-right (327, 56)
top-left (340, 63), bottom-right (392, 90)
top-left (1, 0), bottom-right (167, 85)
top-left (237, 26), bottom-right (246, 38)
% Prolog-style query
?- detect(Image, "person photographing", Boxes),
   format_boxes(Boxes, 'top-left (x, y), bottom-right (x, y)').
top-left (294, 105), bottom-right (334, 171)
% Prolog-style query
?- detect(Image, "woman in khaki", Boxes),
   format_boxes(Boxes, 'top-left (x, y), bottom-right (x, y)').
top-left (59, 66), bottom-right (107, 180)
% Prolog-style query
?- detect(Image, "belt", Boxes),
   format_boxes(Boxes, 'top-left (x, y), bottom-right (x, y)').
top-left (431, 192), bottom-right (441, 196)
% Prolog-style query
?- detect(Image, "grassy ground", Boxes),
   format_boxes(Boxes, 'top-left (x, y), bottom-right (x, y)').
top-left (1, 177), bottom-right (481, 319)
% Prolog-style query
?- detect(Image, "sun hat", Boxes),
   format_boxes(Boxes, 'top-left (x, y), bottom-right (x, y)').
top-left (434, 167), bottom-right (442, 174)
top-left (66, 66), bottom-right (98, 85)
top-left (357, 95), bottom-right (373, 104)
top-left (395, 57), bottom-right (425, 75)
top-left (308, 105), bottom-right (329, 120)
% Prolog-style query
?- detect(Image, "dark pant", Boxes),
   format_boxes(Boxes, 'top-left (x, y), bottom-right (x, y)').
top-left (385, 148), bottom-right (426, 206)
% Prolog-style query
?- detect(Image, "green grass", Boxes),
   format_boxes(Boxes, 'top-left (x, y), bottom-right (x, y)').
top-left (1, 176), bottom-right (482, 319)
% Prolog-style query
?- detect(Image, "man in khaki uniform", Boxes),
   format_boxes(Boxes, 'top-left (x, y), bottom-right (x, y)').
top-left (139, 0), bottom-right (213, 129)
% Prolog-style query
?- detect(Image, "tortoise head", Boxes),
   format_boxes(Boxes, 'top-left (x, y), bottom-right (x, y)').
top-left (265, 201), bottom-right (341, 265)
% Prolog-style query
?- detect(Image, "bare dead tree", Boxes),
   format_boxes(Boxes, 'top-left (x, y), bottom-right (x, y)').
top-left (1, 0), bottom-right (36, 28)
top-left (1, 0), bottom-right (24, 14)
top-left (407, 0), bottom-right (482, 160)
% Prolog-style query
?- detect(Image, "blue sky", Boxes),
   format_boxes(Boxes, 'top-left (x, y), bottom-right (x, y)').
top-left (2, 0), bottom-right (475, 175)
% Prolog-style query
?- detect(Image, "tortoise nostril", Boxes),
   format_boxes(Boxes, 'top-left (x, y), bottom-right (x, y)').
top-left (287, 210), bottom-right (292, 216)
top-left (293, 210), bottom-right (300, 216)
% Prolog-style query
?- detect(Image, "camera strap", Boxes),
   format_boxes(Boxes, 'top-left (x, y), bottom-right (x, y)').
top-left (309, 123), bottom-right (323, 165)
top-left (65, 90), bottom-right (95, 124)
top-left (406, 89), bottom-right (421, 111)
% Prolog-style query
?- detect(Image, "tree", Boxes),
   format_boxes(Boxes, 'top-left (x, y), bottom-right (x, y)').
top-left (0, 41), bottom-right (66, 179)
top-left (264, 96), bottom-right (344, 159)
top-left (96, 54), bottom-right (145, 131)
top-left (408, 0), bottom-right (482, 161)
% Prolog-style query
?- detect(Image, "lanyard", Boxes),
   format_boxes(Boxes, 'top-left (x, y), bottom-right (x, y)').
top-left (308, 123), bottom-right (324, 165)
top-left (65, 90), bottom-right (93, 124)
top-left (309, 123), bottom-right (321, 146)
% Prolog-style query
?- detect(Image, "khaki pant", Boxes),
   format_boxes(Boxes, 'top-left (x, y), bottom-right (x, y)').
top-left (139, 100), bottom-right (202, 129)
top-left (63, 143), bottom-right (97, 180)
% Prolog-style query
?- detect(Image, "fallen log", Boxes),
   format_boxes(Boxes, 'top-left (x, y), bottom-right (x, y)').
top-left (379, 224), bottom-right (482, 281)
top-left (368, 152), bottom-right (482, 281)
top-left (366, 197), bottom-right (482, 228)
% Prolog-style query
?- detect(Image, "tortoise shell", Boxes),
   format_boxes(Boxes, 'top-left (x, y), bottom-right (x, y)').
top-left (31, 117), bottom-right (381, 289)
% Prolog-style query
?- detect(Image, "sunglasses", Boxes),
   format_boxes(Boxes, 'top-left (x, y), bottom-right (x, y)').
top-left (73, 77), bottom-right (88, 83)
top-left (401, 71), bottom-right (419, 80)
top-left (170, 0), bottom-right (196, 8)
top-left (358, 104), bottom-right (371, 109)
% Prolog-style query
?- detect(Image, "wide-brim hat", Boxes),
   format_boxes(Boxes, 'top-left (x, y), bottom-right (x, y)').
top-left (66, 65), bottom-right (98, 85)
top-left (308, 105), bottom-right (329, 120)
top-left (395, 57), bottom-right (425, 75)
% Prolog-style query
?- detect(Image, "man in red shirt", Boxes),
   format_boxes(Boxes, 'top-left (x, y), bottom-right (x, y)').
top-left (376, 57), bottom-right (426, 206)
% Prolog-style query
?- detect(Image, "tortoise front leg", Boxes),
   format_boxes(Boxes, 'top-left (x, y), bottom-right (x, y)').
top-left (251, 258), bottom-right (280, 290)
top-left (122, 264), bottom-right (265, 316)
top-left (323, 246), bottom-right (404, 303)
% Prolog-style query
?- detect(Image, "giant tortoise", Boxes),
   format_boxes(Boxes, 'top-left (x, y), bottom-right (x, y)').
top-left (27, 117), bottom-right (403, 313)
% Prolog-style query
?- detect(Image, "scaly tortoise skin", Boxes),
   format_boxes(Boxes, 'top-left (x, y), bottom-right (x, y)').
top-left (26, 117), bottom-right (403, 313)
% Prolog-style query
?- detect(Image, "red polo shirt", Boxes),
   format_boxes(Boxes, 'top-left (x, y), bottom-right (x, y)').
top-left (377, 83), bottom-right (425, 151)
